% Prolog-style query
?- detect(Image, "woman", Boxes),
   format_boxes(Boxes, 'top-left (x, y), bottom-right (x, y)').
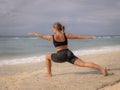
top-left (29, 22), bottom-right (107, 77)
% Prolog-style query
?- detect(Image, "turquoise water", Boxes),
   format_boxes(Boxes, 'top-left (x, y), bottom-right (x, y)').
top-left (0, 35), bottom-right (120, 65)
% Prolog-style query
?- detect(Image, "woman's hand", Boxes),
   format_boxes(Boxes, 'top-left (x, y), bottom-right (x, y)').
top-left (28, 32), bottom-right (38, 36)
top-left (86, 36), bottom-right (95, 39)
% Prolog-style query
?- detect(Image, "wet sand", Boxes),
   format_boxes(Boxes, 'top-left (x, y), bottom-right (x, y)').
top-left (0, 50), bottom-right (120, 90)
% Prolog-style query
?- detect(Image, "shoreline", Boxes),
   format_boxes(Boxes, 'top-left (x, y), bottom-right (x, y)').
top-left (0, 50), bottom-right (120, 90)
top-left (0, 46), bottom-right (120, 66)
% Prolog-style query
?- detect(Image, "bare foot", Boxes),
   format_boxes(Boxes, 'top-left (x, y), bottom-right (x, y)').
top-left (44, 73), bottom-right (52, 77)
top-left (101, 67), bottom-right (108, 76)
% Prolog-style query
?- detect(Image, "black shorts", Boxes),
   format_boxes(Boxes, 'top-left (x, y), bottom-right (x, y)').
top-left (51, 49), bottom-right (78, 64)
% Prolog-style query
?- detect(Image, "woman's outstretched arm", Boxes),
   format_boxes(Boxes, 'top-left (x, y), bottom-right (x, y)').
top-left (28, 32), bottom-right (52, 41)
top-left (66, 33), bottom-right (95, 39)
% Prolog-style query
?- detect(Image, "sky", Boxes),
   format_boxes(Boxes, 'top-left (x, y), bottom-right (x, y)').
top-left (0, 0), bottom-right (120, 36)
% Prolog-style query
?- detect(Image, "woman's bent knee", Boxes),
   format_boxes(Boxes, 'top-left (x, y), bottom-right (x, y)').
top-left (46, 53), bottom-right (52, 60)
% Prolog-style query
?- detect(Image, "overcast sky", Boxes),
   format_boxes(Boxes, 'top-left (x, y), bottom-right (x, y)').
top-left (0, 0), bottom-right (120, 36)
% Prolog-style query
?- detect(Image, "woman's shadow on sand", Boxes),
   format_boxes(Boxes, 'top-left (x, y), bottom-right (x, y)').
top-left (54, 70), bottom-right (101, 77)
top-left (53, 68), bottom-right (119, 77)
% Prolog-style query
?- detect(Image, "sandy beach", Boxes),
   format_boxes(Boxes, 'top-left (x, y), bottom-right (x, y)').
top-left (0, 50), bottom-right (120, 90)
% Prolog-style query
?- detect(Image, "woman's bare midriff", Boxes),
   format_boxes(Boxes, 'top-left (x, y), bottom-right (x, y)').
top-left (55, 45), bottom-right (68, 52)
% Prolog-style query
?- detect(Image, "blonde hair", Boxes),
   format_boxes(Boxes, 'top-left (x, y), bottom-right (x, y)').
top-left (53, 22), bottom-right (65, 32)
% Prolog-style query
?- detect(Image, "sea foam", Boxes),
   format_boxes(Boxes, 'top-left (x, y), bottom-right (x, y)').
top-left (0, 55), bottom-right (45, 66)
top-left (74, 45), bottom-right (120, 56)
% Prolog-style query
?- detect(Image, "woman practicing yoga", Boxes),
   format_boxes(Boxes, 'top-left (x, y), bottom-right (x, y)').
top-left (29, 22), bottom-right (107, 77)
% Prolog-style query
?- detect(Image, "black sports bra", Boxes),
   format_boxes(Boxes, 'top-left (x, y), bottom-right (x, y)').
top-left (52, 33), bottom-right (68, 47)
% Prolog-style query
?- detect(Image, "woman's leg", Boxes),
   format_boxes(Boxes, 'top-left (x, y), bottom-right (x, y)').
top-left (44, 53), bottom-right (52, 77)
top-left (74, 58), bottom-right (107, 76)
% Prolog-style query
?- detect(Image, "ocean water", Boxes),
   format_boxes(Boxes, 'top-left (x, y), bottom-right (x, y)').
top-left (0, 35), bottom-right (120, 66)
